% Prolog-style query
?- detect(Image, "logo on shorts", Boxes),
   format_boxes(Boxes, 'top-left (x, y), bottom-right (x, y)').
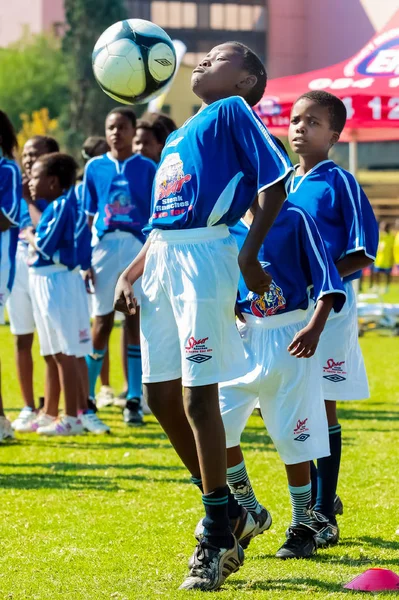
top-left (323, 358), bottom-right (347, 382)
top-left (79, 329), bottom-right (90, 344)
top-left (185, 335), bottom-right (213, 363)
top-left (294, 418), bottom-right (309, 435)
top-left (294, 433), bottom-right (310, 442)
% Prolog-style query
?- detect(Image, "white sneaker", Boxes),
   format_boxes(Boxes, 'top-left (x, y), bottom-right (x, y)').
top-left (96, 385), bottom-right (115, 408)
top-left (81, 412), bottom-right (111, 434)
top-left (141, 395), bottom-right (152, 415)
top-left (31, 413), bottom-right (57, 432)
top-left (0, 416), bottom-right (14, 441)
top-left (37, 415), bottom-right (84, 436)
top-left (12, 407), bottom-right (39, 432)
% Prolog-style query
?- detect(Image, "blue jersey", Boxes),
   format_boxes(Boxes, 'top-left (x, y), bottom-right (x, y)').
top-left (19, 199), bottom-right (48, 247)
top-left (0, 157), bottom-right (21, 227)
top-left (74, 182), bottom-right (92, 270)
top-left (83, 152), bottom-right (156, 243)
top-left (31, 194), bottom-right (77, 270)
top-left (288, 161), bottom-right (378, 282)
top-left (230, 203), bottom-right (346, 318)
top-left (145, 96), bottom-right (293, 232)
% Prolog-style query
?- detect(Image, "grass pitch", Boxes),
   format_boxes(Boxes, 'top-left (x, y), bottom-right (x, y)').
top-left (0, 316), bottom-right (398, 598)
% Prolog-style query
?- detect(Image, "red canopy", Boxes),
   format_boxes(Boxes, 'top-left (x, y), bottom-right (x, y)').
top-left (256, 10), bottom-right (399, 142)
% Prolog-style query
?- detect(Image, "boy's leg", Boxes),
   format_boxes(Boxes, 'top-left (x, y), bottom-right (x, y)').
top-left (55, 353), bottom-right (79, 418)
top-left (123, 310), bottom-right (143, 425)
top-left (14, 334), bottom-right (35, 409)
top-left (79, 357), bottom-right (111, 434)
top-left (100, 349), bottom-right (110, 385)
top-left (86, 312), bottom-right (114, 400)
top-left (226, 445), bottom-right (263, 515)
top-left (43, 355), bottom-right (61, 417)
top-left (0, 360), bottom-right (14, 441)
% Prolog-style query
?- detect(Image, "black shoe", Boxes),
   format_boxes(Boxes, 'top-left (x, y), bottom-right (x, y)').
top-left (334, 494), bottom-right (344, 516)
top-left (308, 510), bottom-right (339, 547)
top-left (275, 524), bottom-right (317, 559)
top-left (38, 396), bottom-right (45, 410)
top-left (123, 399), bottom-right (144, 426)
top-left (180, 537), bottom-right (244, 591)
top-left (87, 398), bottom-right (98, 413)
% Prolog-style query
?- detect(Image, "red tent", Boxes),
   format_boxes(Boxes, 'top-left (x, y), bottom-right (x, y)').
top-left (256, 9), bottom-right (399, 147)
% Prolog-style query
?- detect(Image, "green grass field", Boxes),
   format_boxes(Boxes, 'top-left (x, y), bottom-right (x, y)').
top-left (0, 317), bottom-right (398, 599)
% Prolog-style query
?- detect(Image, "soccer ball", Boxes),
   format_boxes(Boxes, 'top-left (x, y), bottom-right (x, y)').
top-left (92, 19), bottom-right (177, 105)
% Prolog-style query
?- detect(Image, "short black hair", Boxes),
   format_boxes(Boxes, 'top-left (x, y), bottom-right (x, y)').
top-left (38, 153), bottom-right (78, 190)
top-left (82, 136), bottom-right (109, 160)
top-left (0, 111), bottom-right (18, 159)
top-left (106, 107), bottom-right (137, 128)
top-left (136, 119), bottom-right (168, 146)
top-left (296, 90), bottom-right (347, 134)
top-left (28, 135), bottom-right (60, 154)
top-left (142, 112), bottom-right (177, 135)
top-left (227, 42), bottom-right (267, 107)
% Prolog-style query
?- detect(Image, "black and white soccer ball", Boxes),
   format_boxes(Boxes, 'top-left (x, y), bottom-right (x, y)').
top-left (92, 19), bottom-right (177, 105)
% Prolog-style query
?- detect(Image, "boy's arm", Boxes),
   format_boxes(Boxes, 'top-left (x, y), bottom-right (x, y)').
top-left (288, 295), bottom-right (334, 358)
top-left (335, 250), bottom-right (373, 278)
top-left (82, 164), bottom-right (98, 229)
top-left (238, 181), bottom-right (286, 294)
top-left (114, 238), bottom-right (150, 315)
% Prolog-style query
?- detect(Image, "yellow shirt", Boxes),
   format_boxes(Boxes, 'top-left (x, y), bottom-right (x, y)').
top-left (375, 231), bottom-right (395, 269)
top-left (394, 232), bottom-right (399, 265)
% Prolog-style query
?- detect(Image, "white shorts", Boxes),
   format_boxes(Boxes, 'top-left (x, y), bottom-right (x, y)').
top-left (140, 226), bottom-right (247, 387)
top-left (7, 243), bottom-right (35, 335)
top-left (220, 310), bottom-right (330, 466)
top-left (29, 267), bottom-right (92, 357)
top-left (0, 230), bottom-right (12, 325)
top-left (91, 231), bottom-right (143, 316)
top-left (318, 281), bottom-right (369, 401)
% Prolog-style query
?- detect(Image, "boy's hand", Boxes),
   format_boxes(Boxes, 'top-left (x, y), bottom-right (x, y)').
top-left (288, 324), bottom-right (321, 358)
top-left (239, 258), bottom-right (271, 295)
top-left (114, 275), bottom-right (137, 315)
top-left (82, 268), bottom-right (95, 294)
top-left (235, 302), bottom-right (246, 323)
top-left (22, 175), bottom-right (32, 202)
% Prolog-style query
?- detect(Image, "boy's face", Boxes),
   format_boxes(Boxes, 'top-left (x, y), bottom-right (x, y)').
top-left (133, 128), bottom-right (162, 163)
top-left (191, 43), bottom-right (255, 103)
top-left (105, 113), bottom-right (135, 152)
top-left (28, 161), bottom-right (58, 201)
top-left (22, 139), bottom-right (49, 178)
top-left (288, 98), bottom-right (339, 157)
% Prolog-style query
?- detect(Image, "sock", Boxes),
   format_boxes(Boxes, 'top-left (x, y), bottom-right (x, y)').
top-left (85, 348), bottom-right (107, 399)
top-left (127, 345), bottom-right (142, 401)
top-left (314, 424), bottom-right (342, 522)
top-left (310, 461), bottom-right (318, 506)
top-left (288, 483), bottom-right (312, 527)
top-left (202, 486), bottom-right (233, 549)
top-left (227, 460), bottom-right (262, 514)
top-left (191, 476), bottom-right (241, 519)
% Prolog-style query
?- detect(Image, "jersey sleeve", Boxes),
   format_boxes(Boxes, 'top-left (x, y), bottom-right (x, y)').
top-left (289, 206), bottom-right (346, 313)
top-left (35, 199), bottom-right (71, 260)
top-left (19, 200), bottom-right (31, 230)
top-left (0, 163), bottom-right (21, 226)
top-left (76, 210), bottom-right (92, 270)
top-left (335, 169), bottom-right (378, 260)
top-left (225, 97), bottom-right (293, 193)
top-left (82, 162), bottom-right (99, 217)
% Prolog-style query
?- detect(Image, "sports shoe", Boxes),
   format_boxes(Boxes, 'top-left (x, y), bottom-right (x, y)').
top-left (96, 386), bottom-right (115, 409)
top-left (179, 537), bottom-right (244, 591)
top-left (276, 524), bottom-right (317, 559)
top-left (31, 412), bottom-right (56, 432)
top-left (113, 390), bottom-right (127, 408)
top-left (123, 399), bottom-right (144, 426)
top-left (0, 416), bottom-right (14, 441)
top-left (81, 412), bottom-right (110, 434)
top-left (87, 398), bottom-right (98, 413)
top-left (307, 510), bottom-right (339, 547)
top-left (12, 407), bottom-right (38, 432)
top-left (37, 415), bottom-right (84, 436)
top-left (242, 505), bottom-right (272, 549)
top-left (334, 494), bottom-right (344, 516)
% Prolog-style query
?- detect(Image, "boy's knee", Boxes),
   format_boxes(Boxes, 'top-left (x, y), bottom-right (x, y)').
top-left (15, 333), bottom-right (33, 352)
top-left (94, 314), bottom-right (114, 339)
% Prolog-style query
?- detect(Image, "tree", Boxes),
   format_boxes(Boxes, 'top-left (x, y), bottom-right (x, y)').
top-left (17, 108), bottom-right (59, 150)
top-left (0, 33), bottom-right (68, 130)
top-left (61, 0), bottom-right (128, 152)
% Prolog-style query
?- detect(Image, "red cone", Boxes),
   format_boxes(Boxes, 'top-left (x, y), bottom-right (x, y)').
top-left (344, 568), bottom-right (399, 592)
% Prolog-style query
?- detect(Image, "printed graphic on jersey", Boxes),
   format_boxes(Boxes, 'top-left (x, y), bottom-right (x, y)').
top-left (323, 358), bottom-right (347, 382)
top-left (248, 281), bottom-right (286, 318)
top-left (152, 153), bottom-right (192, 220)
top-left (104, 177), bottom-right (136, 226)
top-left (294, 418), bottom-right (309, 435)
top-left (185, 335), bottom-right (213, 363)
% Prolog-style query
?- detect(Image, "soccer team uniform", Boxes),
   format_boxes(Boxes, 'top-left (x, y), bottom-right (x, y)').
top-left (83, 152), bottom-right (156, 315)
top-left (373, 230), bottom-right (395, 273)
top-left (220, 204), bottom-right (346, 465)
top-left (0, 157), bottom-right (21, 324)
top-left (288, 160), bottom-right (378, 401)
top-left (141, 96), bottom-right (293, 387)
top-left (29, 194), bottom-right (91, 357)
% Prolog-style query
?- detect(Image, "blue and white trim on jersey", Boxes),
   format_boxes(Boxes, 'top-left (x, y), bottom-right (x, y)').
top-left (0, 158), bottom-right (21, 226)
top-left (35, 198), bottom-right (67, 260)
